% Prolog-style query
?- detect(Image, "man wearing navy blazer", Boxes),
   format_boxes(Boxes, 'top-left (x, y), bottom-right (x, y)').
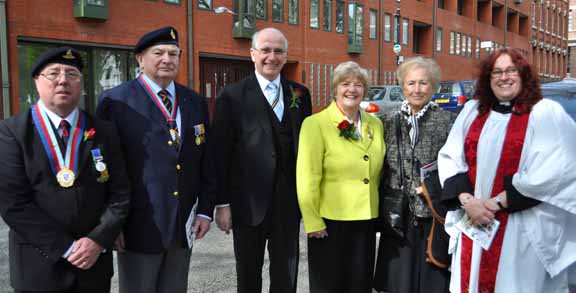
top-left (97, 27), bottom-right (214, 293)
top-left (0, 47), bottom-right (130, 292)
top-left (211, 27), bottom-right (312, 293)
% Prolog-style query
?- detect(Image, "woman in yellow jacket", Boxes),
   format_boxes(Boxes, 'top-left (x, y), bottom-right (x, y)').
top-left (297, 61), bottom-right (386, 293)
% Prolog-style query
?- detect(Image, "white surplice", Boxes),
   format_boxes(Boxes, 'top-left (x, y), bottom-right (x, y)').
top-left (438, 99), bottom-right (576, 293)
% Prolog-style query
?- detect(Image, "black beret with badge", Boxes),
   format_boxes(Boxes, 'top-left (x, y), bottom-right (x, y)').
top-left (30, 47), bottom-right (84, 77)
top-left (134, 26), bottom-right (179, 54)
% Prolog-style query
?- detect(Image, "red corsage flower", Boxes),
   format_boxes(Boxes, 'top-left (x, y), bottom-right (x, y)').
top-left (83, 128), bottom-right (96, 142)
top-left (337, 120), bottom-right (359, 140)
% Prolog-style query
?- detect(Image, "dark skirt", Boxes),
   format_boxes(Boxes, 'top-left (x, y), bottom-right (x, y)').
top-left (308, 219), bottom-right (376, 293)
top-left (373, 217), bottom-right (450, 293)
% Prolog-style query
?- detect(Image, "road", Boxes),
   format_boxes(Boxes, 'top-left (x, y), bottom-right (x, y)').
top-left (0, 218), bottom-right (311, 292)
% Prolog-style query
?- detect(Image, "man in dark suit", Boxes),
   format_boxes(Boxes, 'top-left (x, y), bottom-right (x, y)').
top-left (97, 27), bottom-right (214, 293)
top-left (211, 27), bottom-right (312, 293)
top-left (0, 47), bottom-right (131, 293)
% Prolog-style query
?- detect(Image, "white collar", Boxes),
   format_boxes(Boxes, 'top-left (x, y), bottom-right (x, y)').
top-left (37, 100), bottom-right (78, 130)
top-left (254, 71), bottom-right (281, 94)
top-left (140, 73), bottom-right (176, 99)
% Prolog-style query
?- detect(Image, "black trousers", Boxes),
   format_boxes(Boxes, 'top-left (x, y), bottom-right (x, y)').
top-left (307, 219), bottom-right (376, 293)
top-left (232, 174), bottom-right (300, 293)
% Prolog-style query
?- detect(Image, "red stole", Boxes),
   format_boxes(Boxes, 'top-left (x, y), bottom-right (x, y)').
top-left (461, 111), bottom-right (529, 293)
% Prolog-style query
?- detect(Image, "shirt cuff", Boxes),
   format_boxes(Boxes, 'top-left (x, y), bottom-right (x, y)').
top-left (62, 241), bottom-right (75, 258)
top-left (215, 204), bottom-right (230, 208)
top-left (197, 214), bottom-right (212, 221)
top-left (442, 172), bottom-right (473, 210)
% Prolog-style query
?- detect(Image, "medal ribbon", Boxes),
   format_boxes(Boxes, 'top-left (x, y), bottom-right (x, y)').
top-left (31, 104), bottom-right (85, 175)
top-left (138, 74), bottom-right (178, 125)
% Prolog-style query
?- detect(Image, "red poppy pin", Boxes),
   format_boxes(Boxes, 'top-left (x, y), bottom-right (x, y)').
top-left (83, 128), bottom-right (96, 142)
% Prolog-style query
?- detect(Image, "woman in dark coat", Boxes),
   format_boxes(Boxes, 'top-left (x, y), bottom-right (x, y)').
top-left (373, 56), bottom-right (455, 293)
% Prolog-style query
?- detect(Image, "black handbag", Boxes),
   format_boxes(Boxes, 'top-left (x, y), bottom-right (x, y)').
top-left (379, 113), bottom-right (410, 239)
top-left (419, 161), bottom-right (451, 269)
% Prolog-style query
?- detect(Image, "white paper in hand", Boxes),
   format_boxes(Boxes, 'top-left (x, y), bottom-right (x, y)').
top-left (185, 201), bottom-right (198, 249)
top-left (455, 212), bottom-right (500, 250)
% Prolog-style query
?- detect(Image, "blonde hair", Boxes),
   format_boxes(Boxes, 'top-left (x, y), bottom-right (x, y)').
top-left (331, 61), bottom-right (370, 98)
top-left (396, 56), bottom-right (441, 91)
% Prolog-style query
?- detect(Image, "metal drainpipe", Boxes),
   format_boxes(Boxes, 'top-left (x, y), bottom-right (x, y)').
top-left (378, 0), bottom-right (383, 84)
top-left (504, 0), bottom-right (508, 47)
top-left (187, 0), bottom-right (195, 89)
top-left (432, 0), bottom-right (437, 57)
top-left (0, 0), bottom-right (10, 118)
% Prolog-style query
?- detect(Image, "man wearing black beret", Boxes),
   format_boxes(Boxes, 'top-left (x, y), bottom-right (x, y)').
top-left (0, 47), bottom-right (131, 292)
top-left (97, 27), bottom-right (215, 293)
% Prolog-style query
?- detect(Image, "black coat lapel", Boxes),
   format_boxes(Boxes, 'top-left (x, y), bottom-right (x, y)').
top-left (246, 75), bottom-right (273, 138)
top-left (281, 79), bottom-right (303, 154)
top-left (132, 79), bottom-right (170, 128)
top-left (76, 111), bottom-right (94, 178)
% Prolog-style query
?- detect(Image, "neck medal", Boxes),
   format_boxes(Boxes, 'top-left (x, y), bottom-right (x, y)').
top-left (31, 104), bottom-right (84, 188)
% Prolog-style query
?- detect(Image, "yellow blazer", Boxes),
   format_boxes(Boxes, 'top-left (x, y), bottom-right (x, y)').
top-left (296, 102), bottom-right (386, 233)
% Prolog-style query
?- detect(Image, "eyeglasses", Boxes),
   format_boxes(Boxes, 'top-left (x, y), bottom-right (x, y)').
top-left (40, 70), bottom-right (82, 82)
top-left (254, 47), bottom-right (286, 56)
top-left (490, 67), bottom-right (519, 79)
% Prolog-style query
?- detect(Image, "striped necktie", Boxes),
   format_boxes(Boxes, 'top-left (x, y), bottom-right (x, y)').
top-left (59, 120), bottom-right (70, 142)
top-left (158, 90), bottom-right (173, 113)
top-left (266, 82), bottom-right (283, 120)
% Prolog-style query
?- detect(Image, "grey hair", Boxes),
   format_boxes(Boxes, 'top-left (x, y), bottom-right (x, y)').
top-left (396, 56), bottom-right (442, 91)
top-left (331, 61), bottom-right (370, 98)
top-left (251, 27), bottom-right (289, 50)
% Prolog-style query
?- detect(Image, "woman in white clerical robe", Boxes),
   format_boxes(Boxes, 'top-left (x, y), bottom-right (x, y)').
top-left (437, 47), bottom-right (576, 293)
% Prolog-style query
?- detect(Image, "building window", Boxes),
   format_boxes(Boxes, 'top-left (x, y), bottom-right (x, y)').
top-left (551, 10), bottom-right (555, 35)
top-left (545, 7), bottom-right (549, 33)
top-left (198, 0), bottom-right (212, 9)
top-left (347, 3), bottom-right (364, 53)
top-left (402, 18), bottom-right (409, 45)
top-left (393, 15), bottom-right (399, 44)
top-left (87, 0), bottom-right (105, 5)
top-left (539, 3), bottom-right (543, 30)
top-left (288, 0), bottom-right (298, 24)
top-left (17, 42), bottom-right (137, 114)
top-left (569, 10), bottom-right (573, 32)
top-left (436, 27), bottom-right (443, 52)
top-left (476, 38), bottom-right (480, 58)
top-left (273, 0), bottom-right (283, 22)
top-left (384, 13), bottom-right (391, 41)
top-left (455, 32), bottom-right (461, 55)
top-left (164, 0), bottom-right (180, 3)
top-left (532, 1), bottom-right (536, 27)
top-left (438, 0), bottom-right (444, 9)
top-left (323, 0), bottom-right (333, 31)
top-left (467, 35), bottom-right (472, 57)
top-left (450, 31), bottom-right (455, 54)
top-left (309, 63), bottom-right (315, 102)
top-left (335, 0), bottom-right (345, 33)
top-left (310, 0), bottom-right (319, 28)
top-left (255, 0), bottom-right (267, 19)
top-left (369, 9), bottom-right (377, 39)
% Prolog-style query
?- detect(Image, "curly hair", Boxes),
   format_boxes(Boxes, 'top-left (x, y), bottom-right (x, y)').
top-left (473, 48), bottom-right (542, 115)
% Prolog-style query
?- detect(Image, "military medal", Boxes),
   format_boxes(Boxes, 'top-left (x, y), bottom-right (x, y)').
top-left (193, 123), bottom-right (205, 146)
top-left (138, 75), bottom-right (180, 146)
top-left (31, 103), bottom-right (85, 188)
top-left (95, 161), bottom-right (107, 172)
top-left (56, 168), bottom-right (75, 187)
top-left (91, 148), bottom-right (109, 183)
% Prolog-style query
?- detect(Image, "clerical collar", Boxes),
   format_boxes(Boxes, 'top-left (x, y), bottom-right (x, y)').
top-left (492, 99), bottom-right (516, 114)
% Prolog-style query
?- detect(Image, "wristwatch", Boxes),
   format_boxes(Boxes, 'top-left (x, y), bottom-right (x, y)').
top-left (494, 195), bottom-right (505, 210)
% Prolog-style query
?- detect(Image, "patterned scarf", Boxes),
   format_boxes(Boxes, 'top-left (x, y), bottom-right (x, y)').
top-left (399, 100), bottom-right (435, 149)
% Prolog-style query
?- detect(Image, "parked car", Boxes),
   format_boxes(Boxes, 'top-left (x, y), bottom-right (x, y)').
top-left (431, 80), bottom-right (476, 111)
top-left (541, 78), bottom-right (576, 121)
top-left (361, 85), bottom-right (405, 116)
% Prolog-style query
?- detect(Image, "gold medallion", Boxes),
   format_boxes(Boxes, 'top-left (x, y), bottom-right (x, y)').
top-left (195, 136), bottom-right (202, 146)
top-left (56, 167), bottom-right (75, 188)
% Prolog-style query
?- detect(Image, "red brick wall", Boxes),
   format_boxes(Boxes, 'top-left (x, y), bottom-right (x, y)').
top-left (7, 0), bottom-right (190, 113)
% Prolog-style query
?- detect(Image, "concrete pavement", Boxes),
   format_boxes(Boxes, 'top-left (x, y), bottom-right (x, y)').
top-left (0, 219), bottom-right (311, 293)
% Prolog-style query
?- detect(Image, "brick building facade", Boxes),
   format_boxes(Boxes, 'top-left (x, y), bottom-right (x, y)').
top-left (0, 0), bottom-right (569, 117)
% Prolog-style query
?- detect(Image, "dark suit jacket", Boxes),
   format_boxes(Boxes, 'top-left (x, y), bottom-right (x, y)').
top-left (97, 78), bottom-right (215, 253)
top-left (0, 109), bottom-right (131, 291)
top-left (210, 74), bottom-right (312, 226)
